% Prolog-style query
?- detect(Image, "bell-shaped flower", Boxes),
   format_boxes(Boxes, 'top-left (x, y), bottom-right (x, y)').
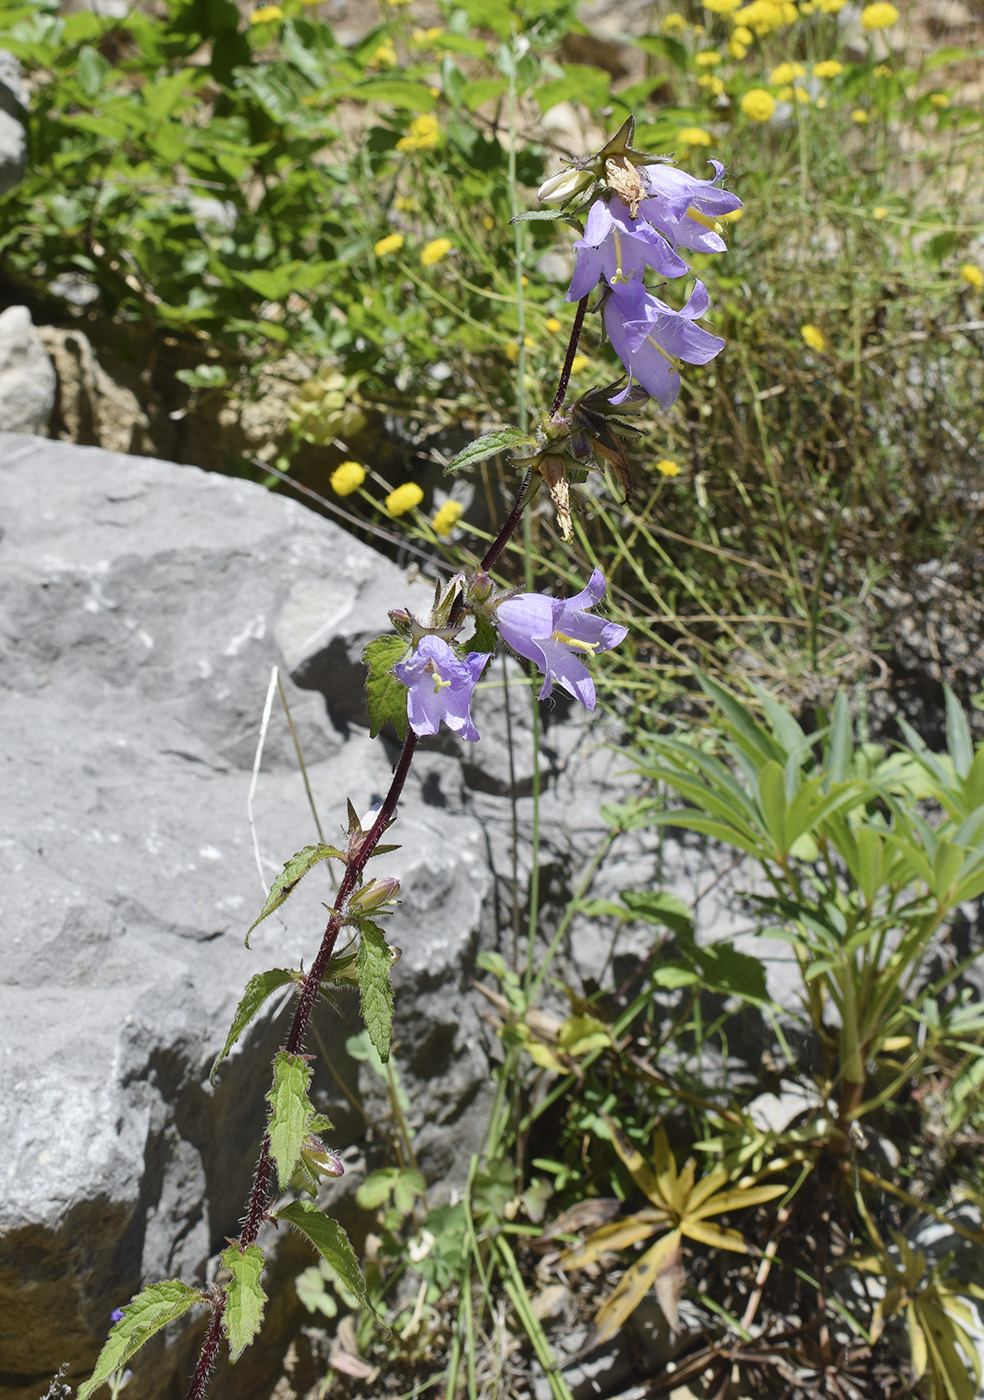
top-left (565, 195), bottom-right (690, 303)
top-left (604, 277), bottom-right (725, 408)
top-left (495, 569), bottom-right (627, 710)
top-left (639, 160), bottom-right (742, 254)
top-left (394, 636), bottom-right (490, 741)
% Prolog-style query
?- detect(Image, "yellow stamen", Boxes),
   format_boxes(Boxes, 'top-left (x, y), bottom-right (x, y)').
top-left (610, 229), bottom-right (631, 285)
top-left (551, 631), bottom-right (598, 654)
top-left (686, 207), bottom-right (723, 234)
top-left (425, 661), bottom-right (451, 693)
top-left (644, 335), bottom-right (678, 370)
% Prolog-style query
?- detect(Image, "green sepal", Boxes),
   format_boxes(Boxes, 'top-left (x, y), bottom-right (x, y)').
top-left (221, 1243), bottom-right (267, 1363)
top-left (77, 1281), bottom-right (203, 1399)
top-left (247, 845), bottom-right (344, 945)
top-left (509, 209), bottom-right (584, 230)
top-left (210, 968), bottom-right (300, 1084)
top-left (267, 1052), bottom-right (315, 1189)
top-left (363, 635), bottom-right (410, 741)
top-left (356, 920), bottom-right (396, 1063)
top-left (445, 427), bottom-right (538, 476)
top-left (275, 1201), bottom-right (371, 1313)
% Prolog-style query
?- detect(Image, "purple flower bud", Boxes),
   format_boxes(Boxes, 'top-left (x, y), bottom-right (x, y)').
top-left (111, 1308), bottom-right (125, 1323)
top-left (394, 636), bottom-right (491, 741)
top-left (495, 569), bottom-right (627, 710)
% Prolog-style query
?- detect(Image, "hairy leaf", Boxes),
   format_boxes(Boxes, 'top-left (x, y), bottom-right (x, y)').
top-left (356, 920), bottom-right (396, 1062)
top-left (77, 1281), bottom-right (203, 1399)
top-left (267, 1052), bottom-right (314, 1189)
top-left (211, 968), bottom-right (299, 1083)
top-left (445, 427), bottom-right (538, 475)
top-left (247, 845), bottom-right (343, 944)
top-left (221, 1244), bottom-right (267, 1362)
top-left (363, 634), bottom-right (409, 741)
top-left (276, 1200), bottom-right (370, 1310)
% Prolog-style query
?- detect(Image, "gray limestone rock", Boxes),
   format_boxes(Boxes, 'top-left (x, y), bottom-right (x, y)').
top-left (0, 308), bottom-right (57, 434)
top-left (0, 50), bottom-right (26, 198)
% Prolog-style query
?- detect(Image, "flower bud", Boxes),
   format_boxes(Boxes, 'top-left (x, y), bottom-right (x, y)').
top-left (300, 1139), bottom-right (344, 1179)
top-left (349, 876), bottom-right (401, 915)
top-left (537, 165), bottom-right (596, 204)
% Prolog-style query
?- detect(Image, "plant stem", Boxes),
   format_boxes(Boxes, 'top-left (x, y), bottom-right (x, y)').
top-left (551, 295), bottom-right (589, 416)
top-left (184, 1299), bottom-right (226, 1400)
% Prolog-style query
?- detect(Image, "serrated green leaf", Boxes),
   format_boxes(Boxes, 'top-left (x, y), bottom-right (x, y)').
top-left (247, 845), bottom-right (343, 944)
top-left (470, 612), bottom-right (499, 656)
top-left (276, 1201), bottom-right (370, 1311)
top-left (445, 427), bottom-right (537, 475)
top-left (356, 921), bottom-right (396, 1062)
top-left (363, 634), bottom-right (409, 741)
top-left (267, 1052), bottom-right (314, 1189)
top-left (211, 968), bottom-right (299, 1083)
top-left (221, 1244), bottom-right (267, 1362)
top-left (77, 1281), bottom-right (203, 1400)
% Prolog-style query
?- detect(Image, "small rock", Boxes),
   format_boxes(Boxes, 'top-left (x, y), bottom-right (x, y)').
top-left (0, 307), bottom-right (56, 433)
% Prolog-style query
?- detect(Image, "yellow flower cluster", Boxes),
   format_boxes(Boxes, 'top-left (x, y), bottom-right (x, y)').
top-left (769, 61), bottom-right (804, 84)
top-left (813, 60), bottom-right (843, 78)
top-left (961, 264), bottom-right (984, 289)
top-left (678, 126), bottom-right (714, 145)
top-left (396, 114), bottom-right (440, 151)
top-left (374, 233), bottom-right (404, 257)
top-left (861, 2), bottom-right (899, 29)
top-left (421, 238), bottom-right (452, 266)
top-left (703, 0), bottom-right (741, 11)
top-left (249, 4), bottom-right (283, 22)
top-left (368, 39), bottom-right (397, 67)
top-left (330, 461), bottom-right (366, 497)
top-left (662, 11), bottom-right (688, 33)
top-left (656, 459), bottom-right (682, 477)
top-left (801, 324), bottom-right (826, 353)
top-left (431, 500), bottom-right (464, 536)
top-left (386, 483), bottom-right (424, 516)
top-left (741, 88), bottom-right (776, 122)
top-left (734, 0), bottom-right (797, 36)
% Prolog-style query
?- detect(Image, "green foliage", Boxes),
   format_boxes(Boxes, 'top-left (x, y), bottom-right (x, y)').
top-left (77, 1282), bottom-right (203, 1399)
top-left (221, 1244), bottom-right (268, 1363)
top-left (246, 844), bottom-right (343, 944)
top-left (266, 1051), bottom-right (316, 1189)
top-left (277, 1201), bottom-right (370, 1312)
top-left (363, 635), bottom-right (410, 742)
top-left (210, 967), bottom-right (299, 1083)
top-left (355, 920), bottom-right (397, 1062)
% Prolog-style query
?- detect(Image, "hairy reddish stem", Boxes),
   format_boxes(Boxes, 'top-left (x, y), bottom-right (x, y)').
top-left (185, 1298), bottom-right (226, 1400)
top-left (550, 294), bottom-right (589, 417)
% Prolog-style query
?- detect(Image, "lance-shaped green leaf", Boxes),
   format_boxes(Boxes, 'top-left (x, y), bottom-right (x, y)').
top-left (363, 634), bottom-right (409, 741)
top-left (276, 1200), bottom-right (370, 1311)
top-left (445, 427), bottom-right (538, 476)
top-left (210, 968), bottom-right (300, 1084)
top-left (356, 920), bottom-right (396, 1063)
top-left (509, 209), bottom-right (585, 230)
top-left (77, 1281), bottom-right (203, 1399)
top-left (247, 845), bottom-right (344, 944)
top-left (221, 1244), bottom-right (267, 1362)
top-left (267, 1052), bottom-right (315, 1188)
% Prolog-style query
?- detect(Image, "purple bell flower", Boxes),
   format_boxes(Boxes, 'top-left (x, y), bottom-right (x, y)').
top-left (565, 195), bottom-right (690, 304)
top-left (495, 569), bottom-right (627, 710)
top-left (394, 636), bottom-right (490, 741)
top-left (604, 278), bottom-right (725, 409)
top-left (639, 160), bottom-right (743, 255)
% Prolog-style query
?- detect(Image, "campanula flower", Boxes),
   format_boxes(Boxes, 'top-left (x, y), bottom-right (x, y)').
top-left (639, 161), bottom-right (743, 255)
top-left (565, 196), bottom-right (690, 303)
top-left (604, 278), bottom-right (725, 408)
top-left (394, 636), bottom-right (490, 741)
top-left (495, 569), bottom-right (627, 710)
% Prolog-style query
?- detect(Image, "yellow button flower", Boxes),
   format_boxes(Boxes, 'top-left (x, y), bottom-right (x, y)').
top-left (698, 74), bottom-right (726, 94)
top-left (696, 50), bottom-right (722, 65)
top-left (801, 324), bottom-right (826, 352)
top-left (662, 11), bottom-right (687, 32)
top-left (813, 60), bottom-right (843, 78)
top-left (728, 40), bottom-right (748, 58)
top-left (656, 459), bottom-right (682, 477)
top-left (861, 2), bottom-right (899, 28)
top-left (733, 25), bottom-right (753, 42)
top-left (431, 500), bottom-right (464, 536)
top-left (374, 233), bottom-right (405, 257)
top-left (703, 0), bottom-right (741, 10)
top-left (545, 317), bottom-right (562, 333)
top-left (929, 92), bottom-right (949, 107)
top-left (961, 264), bottom-right (984, 289)
top-left (250, 4), bottom-right (283, 21)
top-left (368, 39), bottom-right (397, 67)
top-left (396, 114), bottom-right (440, 152)
top-left (741, 88), bottom-right (776, 122)
top-left (851, 108), bottom-right (869, 123)
top-left (386, 483), bottom-right (424, 516)
top-left (330, 461), bottom-right (365, 496)
top-left (570, 354), bottom-right (589, 373)
top-left (421, 238), bottom-right (452, 267)
top-left (873, 205), bottom-right (888, 219)
top-left (678, 126), bottom-right (714, 145)
top-left (873, 63), bottom-right (892, 78)
top-left (769, 62), bottom-right (804, 84)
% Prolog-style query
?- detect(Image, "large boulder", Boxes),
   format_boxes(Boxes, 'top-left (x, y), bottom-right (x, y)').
top-left (0, 434), bottom-right (547, 1400)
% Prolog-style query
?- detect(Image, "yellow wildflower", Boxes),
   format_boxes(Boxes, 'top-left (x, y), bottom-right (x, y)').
top-left (813, 60), bottom-right (843, 78)
top-left (851, 108), bottom-right (869, 122)
top-left (656, 459), bottom-right (682, 477)
top-left (394, 195), bottom-right (417, 212)
top-left (421, 238), bottom-right (452, 266)
top-left (735, 0), bottom-right (797, 35)
top-left (431, 500), bottom-right (464, 536)
top-left (703, 0), bottom-right (741, 10)
top-left (368, 39), bottom-right (397, 67)
top-left (696, 49), bottom-right (722, 65)
top-left (662, 10), bottom-right (687, 32)
top-left (861, 2), bottom-right (899, 28)
top-left (801, 324), bottom-right (826, 352)
top-left (374, 232), bottom-right (404, 257)
top-left (678, 126), bottom-right (714, 145)
top-left (396, 114), bottom-right (440, 152)
top-left (728, 39), bottom-right (748, 58)
top-left (330, 461), bottom-right (365, 496)
top-left (733, 25), bottom-right (753, 42)
top-left (741, 88), bottom-right (776, 121)
top-left (816, 95), bottom-right (827, 107)
top-left (386, 483), bottom-right (424, 516)
top-left (873, 205), bottom-right (888, 219)
top-left (249, 4), bottom-right (283, 21)
top-left (961, 264), bottom-right (984, 289)
top-left (929, 92), bottom-right (949, 107)
top-left (873, 63), bottom-right (892, 77)
top-left (698, 75), bottom-right (726, 95)
top-left (793, 87), bottom-right (810, 103)
top-left (412, 26), bottom-right (444, 42)
top-left (482, 214), bottom-right (494, 230)
top-left (545, 317), bottom-right (562, 333)
top-left (769, 62), bottom-right (804, 84)
top-left (817, 0), bottom-right (846, 10)
top-left (570, 354), bottom-right (589, 373)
